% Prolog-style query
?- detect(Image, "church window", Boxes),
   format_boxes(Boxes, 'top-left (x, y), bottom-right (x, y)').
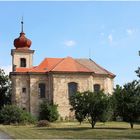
top-left (94, 84), bottom-right (100, 92)
top-left (22, 87), bottom-right (26, 93)
top-left (68, 82), bottom-right (78, 97)
top-left (20, 58), bottom-right (26, 67)
top-left (23, 107), bottom-right (26, 111)
top-left (39, 83), bottom-right (46, 98)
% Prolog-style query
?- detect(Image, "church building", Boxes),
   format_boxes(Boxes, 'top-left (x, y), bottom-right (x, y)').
top-left (10, 21), bottom-right (115, 119)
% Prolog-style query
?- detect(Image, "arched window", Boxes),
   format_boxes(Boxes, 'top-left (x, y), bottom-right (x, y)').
top-left (68, 82), bottom-right (78, 97)
top-left (39, 83), bottom-right (46, 98)
top-left (20, 58), bottom-right (26, 67)
top-left (94, 84), bottom-right (100, 92)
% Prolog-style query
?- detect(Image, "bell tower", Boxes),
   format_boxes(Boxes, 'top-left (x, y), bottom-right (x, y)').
top-left (11, 19), bottom-right (34, 71)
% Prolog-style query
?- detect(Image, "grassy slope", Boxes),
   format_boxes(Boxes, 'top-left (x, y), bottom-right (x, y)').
top-left (0, 122), bottom-right (140, 139)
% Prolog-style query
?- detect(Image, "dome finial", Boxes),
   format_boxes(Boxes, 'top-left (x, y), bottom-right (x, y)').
top-left (21, 16), bottom-right (24, 33)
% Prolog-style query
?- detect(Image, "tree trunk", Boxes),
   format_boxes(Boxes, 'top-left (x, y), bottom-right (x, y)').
top-left (130, 122), bottom-right (133, 129)
top-left (91, 118), bottom-right (96, 129)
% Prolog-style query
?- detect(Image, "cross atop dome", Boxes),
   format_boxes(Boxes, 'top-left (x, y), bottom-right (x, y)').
top-left (21, 16), bottom-right (24, 33)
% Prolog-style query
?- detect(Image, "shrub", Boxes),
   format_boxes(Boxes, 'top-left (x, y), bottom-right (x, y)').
top-left (0, 105), bottom-right (36, 125)
top-left (37, 120), bottom-right (50, 127)
top-left (39, 101), bottom-right (59, 122)
top-left (60, 116), bottom-right (63, 121)
top-left (19, 110), bottom-right (36, 125)
top-left (65, 116), bottom-right (69, 121)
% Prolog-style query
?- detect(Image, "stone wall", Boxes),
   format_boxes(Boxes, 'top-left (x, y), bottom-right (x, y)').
top-left (10, 74), bottom-right (30, 111)
top-left (11, 72), bottom-right (114, 119)
top-left (11, 73), bottom-right (51, 117)
top-left (53, 73), bottom-right (92, 118)
top-left (29, 74), bottom-right (49, 116)
top-left (104, 77), bottom-right (114, 94)
top-left (52, 73), bottom-right (114, 119)
top-left (92, 76), bottom-right (114, 94)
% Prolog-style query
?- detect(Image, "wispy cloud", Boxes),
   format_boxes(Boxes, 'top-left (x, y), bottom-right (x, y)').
top-left (108, 34), bottom-right (113, 43)
top-left (63, 40), bottom-right (76, 47)
top-left (1, 65), bottom-right (12, 75)
top-left (126, 28), bottom-right (136, 35)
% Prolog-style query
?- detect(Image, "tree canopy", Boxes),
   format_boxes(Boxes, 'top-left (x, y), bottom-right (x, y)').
top-left (0, 69), bottom-right (11, 108)
top-left (113, 80), bottom-right (140, 129)
top-left (135, 67), bottom-right (140, 78)
top-left (70, 91), bottom-right (110, 128)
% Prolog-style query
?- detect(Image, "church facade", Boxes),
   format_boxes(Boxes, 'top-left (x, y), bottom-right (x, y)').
top-left (10, 23), bottom-right (115, 119)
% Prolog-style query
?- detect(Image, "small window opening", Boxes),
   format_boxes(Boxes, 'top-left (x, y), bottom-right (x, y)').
top-left (22, 87), bottom-right (26, 93)
top-left (20, 58), bottom-right (26, 67)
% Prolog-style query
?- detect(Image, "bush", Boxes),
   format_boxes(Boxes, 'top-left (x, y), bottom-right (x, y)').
top-left (19, 110), bottom-right (36, 125)
top-left (0, 105), bottom-right (36, 125)
top-left (39, 101), bottom-right (59, 122)
top-left (37, 120), bottom-right (50, 127)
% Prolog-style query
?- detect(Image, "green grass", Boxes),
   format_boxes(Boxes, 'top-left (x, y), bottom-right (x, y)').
top-left (0, 122), bottom-right (140, 139)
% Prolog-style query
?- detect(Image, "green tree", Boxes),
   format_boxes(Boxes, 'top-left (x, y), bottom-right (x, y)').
top-left (113, 80), bottom-right (140, 129)
top-left (111, 85), bottom-right (123, 121)
top-left (0, 69), bottom-right (11, 108)
top-left (86, 91), bottom-right (109, 128)
top-left (135, 67), bottom-right (140, 78)
top-left (70, 92), bottom-right (87, 124)
top-left (70, 91), bottom-right (110, 128)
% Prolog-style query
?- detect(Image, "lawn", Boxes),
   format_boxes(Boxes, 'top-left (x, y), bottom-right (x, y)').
top-left (0, 122), bottom-right (140, 139)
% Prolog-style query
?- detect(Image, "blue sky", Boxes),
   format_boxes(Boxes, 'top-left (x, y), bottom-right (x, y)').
top-left (0, 1), bottom-right (140, 86)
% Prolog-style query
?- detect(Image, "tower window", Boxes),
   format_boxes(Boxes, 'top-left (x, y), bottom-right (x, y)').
top-left (20, 58), bottom-right (26, 67)
top-left (22, 87), bottom-right (26, 93)
top-left (68, 82), bottom-right (78, 97)
top-left (39, 83), bottom-right (46, 98)
top-left (94, 84), bottom-right (100, 92)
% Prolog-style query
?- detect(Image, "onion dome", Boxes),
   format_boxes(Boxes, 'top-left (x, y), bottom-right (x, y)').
top-left (14, 19), bottom-right (32, 49)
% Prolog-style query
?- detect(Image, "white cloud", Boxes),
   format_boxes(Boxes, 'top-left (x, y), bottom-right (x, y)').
top-left (1, 65), bottom-right (12, 75)
top-left (126, 28), bottom-right (135, 35)
top-left (63, 40), bottom-right (76, 47)
top-left (108, 34), bottom-right (113, 43)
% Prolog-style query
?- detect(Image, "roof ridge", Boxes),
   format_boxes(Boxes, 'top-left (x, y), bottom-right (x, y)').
top-left (49, 58), bottom-right (65, 71)
top-left (74, 58), bottom-right (93, 72)
top-left (89, 58), bottom-right (115, 76)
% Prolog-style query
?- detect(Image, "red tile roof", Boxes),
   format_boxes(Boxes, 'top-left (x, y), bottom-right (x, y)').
top-left (15, 57), bottom-right (115, 77)
top-left (51, 57), bottom-right (91, 72)
top-left (16, 67), bottom-right (36, 72)
top-left (30, 58), bottom-right (62, 72)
